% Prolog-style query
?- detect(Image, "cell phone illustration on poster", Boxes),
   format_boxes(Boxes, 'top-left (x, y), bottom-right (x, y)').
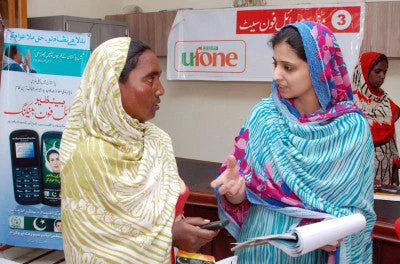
top-left (41, 131), bottom-right (62, 206)
top-left (9, 130), bottom-right (42, 205)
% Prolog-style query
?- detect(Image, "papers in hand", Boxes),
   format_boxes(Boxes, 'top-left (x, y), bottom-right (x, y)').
top-left (231, 213), bottom-right (366, 257)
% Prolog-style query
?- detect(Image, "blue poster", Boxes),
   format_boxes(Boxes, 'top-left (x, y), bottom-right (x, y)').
top-left (0, 28), bottom-right (90, 250)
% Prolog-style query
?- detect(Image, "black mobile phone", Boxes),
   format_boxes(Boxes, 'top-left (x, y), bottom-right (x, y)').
top-left (41, 131), bottom-right (62, 206)
top-left (9, 130), bottom-right (42, 205)
top-left (200, 220), bottom-right (229, 231)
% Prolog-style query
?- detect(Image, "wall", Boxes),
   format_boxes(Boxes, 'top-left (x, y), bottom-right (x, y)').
top-left (153, 58), bottom-right (268, 162)
top-left (385, 59), bottom-right (400, 152)
top-left (27, 0), bottom-right (398, 16)
top-left (27, 0), bottom-right (400, 162)
top-left (27, 0), bottom-right (233, 18)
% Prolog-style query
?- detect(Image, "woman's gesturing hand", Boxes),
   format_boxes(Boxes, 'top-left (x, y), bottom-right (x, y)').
top-left (172, 217), bottom-right (218, 252)
top-left (210, 155), bottom-right (246, 204)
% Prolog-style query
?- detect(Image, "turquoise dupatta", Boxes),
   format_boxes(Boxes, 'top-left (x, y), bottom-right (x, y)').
top-left (216, 22), bottom-right (376, 263)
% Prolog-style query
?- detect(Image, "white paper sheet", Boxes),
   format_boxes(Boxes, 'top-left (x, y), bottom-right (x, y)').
top-left (231, 213), bottom-right (366, 257)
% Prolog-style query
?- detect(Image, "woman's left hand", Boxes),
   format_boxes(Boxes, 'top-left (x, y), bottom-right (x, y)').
top-left (320, 239), bottom-right (343, 252)
top-left (210, 155), bottom-right (246, 204)
top-left (172, 217), bottom-right (219, 252)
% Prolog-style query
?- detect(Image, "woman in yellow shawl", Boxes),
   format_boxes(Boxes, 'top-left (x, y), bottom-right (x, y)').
top-left (60, 38), bottom-right (217, 264)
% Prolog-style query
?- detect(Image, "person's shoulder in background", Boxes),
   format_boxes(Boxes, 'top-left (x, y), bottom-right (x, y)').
top-left (2, 62), bottom-right (25, 72)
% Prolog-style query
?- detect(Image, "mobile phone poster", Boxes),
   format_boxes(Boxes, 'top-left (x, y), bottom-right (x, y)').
top-left (0, 28), bottom-right (91, 250)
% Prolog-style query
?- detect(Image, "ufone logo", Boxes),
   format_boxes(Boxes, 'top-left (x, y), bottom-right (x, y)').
top-left (181, 47), bottom-right (238, 67)
top-left (174, 40), bottom-right (246, 73)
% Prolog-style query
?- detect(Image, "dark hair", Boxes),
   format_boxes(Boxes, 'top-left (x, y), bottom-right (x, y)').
top-left (4, 45), bottom-right (18, 59)
top-left (369, 54), bottom-right (388, 75)
top-left (118, 39), bottom-right (152, 83)
top-left (55, 220), bottom-right (62, 224)
top-left (269, 26), bottom-right (307, 62)
top-left (46, 149), bottom-right (59, 161)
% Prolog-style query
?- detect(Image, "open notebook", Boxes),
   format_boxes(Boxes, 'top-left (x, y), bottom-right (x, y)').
top-left (231, 213), bottom-right (366, 257)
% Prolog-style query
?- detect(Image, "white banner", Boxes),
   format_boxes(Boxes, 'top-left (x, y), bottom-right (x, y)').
top-left (167, 3), bottom-right (365, 82)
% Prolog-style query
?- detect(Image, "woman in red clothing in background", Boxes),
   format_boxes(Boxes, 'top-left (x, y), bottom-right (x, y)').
top-left (352, 52), bottom-right (400, 186)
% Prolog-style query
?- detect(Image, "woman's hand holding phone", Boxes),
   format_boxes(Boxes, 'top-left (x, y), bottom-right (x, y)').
top-left (172, 217), bottom-right (219, 252)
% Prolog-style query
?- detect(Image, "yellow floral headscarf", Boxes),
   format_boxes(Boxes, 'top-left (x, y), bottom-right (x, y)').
top-left (60, 37), bottom-right (180, 264)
